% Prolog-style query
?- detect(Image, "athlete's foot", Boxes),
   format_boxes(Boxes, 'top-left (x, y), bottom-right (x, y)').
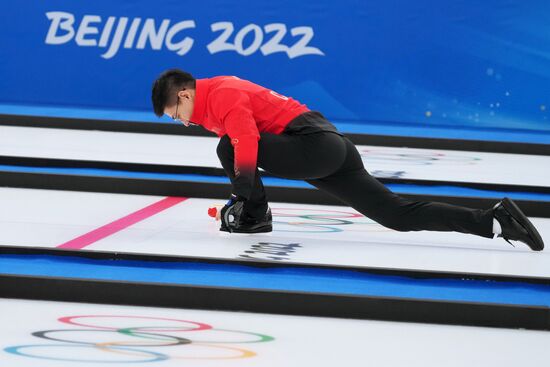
top-left (220, 208), bottom-right (272, 233)
top-left (493, 198), bottom-right (544, 251)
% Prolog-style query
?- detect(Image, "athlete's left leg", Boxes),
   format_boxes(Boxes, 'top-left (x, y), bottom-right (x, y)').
top-left (306, 137), bottom-right (495, 237)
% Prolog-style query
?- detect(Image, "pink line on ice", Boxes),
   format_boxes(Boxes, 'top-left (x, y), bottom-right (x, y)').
top-left (57, 196), bottom-right (188, 250)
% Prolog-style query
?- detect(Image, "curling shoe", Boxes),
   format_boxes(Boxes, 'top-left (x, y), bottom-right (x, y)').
top-left (221, 208), bottom-right (272, 233)
top-left (494, 198), bottom-right (544, 251)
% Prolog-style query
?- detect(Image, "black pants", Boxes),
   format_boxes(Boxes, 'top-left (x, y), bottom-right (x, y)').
top-left (216, 120), bottom-right (494, 238)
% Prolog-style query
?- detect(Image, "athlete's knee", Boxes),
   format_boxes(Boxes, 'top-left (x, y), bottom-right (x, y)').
top-left (216, 135), bottom-right (232, 159)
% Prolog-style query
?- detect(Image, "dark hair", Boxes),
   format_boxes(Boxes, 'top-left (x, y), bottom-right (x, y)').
top-left (151, 69), bottom-right (196, 117)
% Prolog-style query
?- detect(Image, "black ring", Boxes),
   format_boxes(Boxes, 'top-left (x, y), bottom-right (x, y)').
top-left (32, 329), bottom-right (191, 347)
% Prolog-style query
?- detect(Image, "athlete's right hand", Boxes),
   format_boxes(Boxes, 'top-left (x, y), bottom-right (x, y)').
top-left (220, 194), bottom-right (245, 232)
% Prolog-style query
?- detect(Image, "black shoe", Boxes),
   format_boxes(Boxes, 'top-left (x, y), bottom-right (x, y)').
top-left (493, 198), bottom-right (544, 251)
top-left (220, 208), bottom-right (272, 233)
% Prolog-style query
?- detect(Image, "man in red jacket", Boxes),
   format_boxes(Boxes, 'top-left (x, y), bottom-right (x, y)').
top-left (151, 69), bottom-right (544, 251)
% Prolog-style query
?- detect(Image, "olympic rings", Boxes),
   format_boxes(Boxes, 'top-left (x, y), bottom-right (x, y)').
top-left (5, 314), bottom-right (276, 363)
top-left (359, 148), bottom-right (481, 166)
top-left (270, 207), bottom-right (389, 233)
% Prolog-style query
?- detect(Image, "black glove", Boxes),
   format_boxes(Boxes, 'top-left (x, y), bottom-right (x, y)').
top-left (220, 194), bottom-right (245, 232)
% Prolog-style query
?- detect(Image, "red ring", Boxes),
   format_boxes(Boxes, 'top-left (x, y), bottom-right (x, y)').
top-left (58, 315), bottom-right (212, 332)
top-left (271, 207), bottom-right (363, 218)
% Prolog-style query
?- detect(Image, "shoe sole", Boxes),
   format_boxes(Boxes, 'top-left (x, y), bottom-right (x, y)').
top-left (231, 224), bottom-right (273, 234)
top-left (502, 197), bottom-right (544, 251)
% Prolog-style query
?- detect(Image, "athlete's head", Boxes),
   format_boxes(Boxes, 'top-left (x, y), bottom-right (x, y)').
top-left (152, 68), bottom-right (196, 126)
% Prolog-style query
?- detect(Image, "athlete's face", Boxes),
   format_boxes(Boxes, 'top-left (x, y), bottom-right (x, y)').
top-left (164, 89), bottom-right (195, 126)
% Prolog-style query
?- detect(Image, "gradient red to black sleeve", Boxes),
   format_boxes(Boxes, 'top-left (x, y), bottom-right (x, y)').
top-left (211, 88), bottom-right (260, 200)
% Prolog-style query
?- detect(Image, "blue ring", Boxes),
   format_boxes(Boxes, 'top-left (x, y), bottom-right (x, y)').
top-left (4, 344), bottom-right (168, 363)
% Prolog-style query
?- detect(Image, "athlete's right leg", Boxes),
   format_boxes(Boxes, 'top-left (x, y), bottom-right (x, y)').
top-left (307, 138), bottom-right (495, 238)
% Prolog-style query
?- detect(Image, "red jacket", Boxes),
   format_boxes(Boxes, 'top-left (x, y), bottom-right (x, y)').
top-left (190, 76), bottom-right (309, 198)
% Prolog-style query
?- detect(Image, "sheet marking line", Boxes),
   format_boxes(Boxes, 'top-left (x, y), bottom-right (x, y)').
top-left (57, 197), bottom-right (188, 250)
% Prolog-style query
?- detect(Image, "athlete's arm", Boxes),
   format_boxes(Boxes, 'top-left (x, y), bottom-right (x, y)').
top-left (210, 88), bottom-right (260, 200)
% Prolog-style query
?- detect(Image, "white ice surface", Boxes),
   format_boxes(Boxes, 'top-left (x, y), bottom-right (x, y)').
top-left (1, 125), bottom-right (549, 187)
top-left (1, 187), bottom-right (549, 278)
top-left (1, 298), bottom-right (550, 367)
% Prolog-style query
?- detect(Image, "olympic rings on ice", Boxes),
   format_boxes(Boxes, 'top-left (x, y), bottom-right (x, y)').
top-left (4, 314), bottom-right (275, 363)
